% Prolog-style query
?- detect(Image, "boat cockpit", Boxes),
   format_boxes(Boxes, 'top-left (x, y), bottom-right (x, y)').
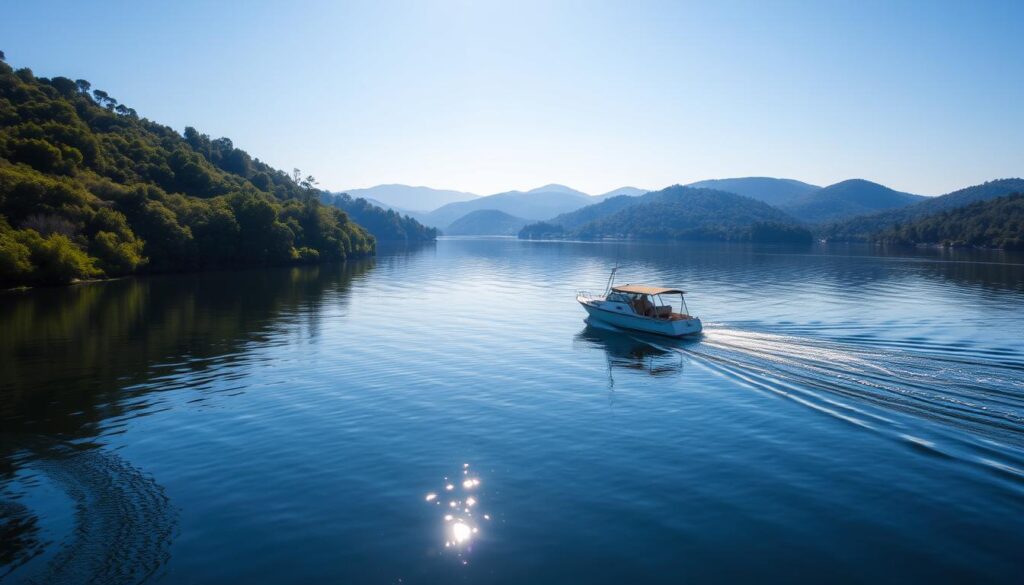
top-left (603, 285), bottom-right (692, 321)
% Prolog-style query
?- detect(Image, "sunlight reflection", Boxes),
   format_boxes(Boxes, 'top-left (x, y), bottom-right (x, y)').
top-left (425, 463), bottom-right (491, 562)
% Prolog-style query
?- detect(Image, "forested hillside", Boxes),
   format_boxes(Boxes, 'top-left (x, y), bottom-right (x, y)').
top-left (0, 56), bottom-right (373, 286)
top-left (445, 209), bottom-right (528, 235)
top-left (781, 179), bottom-right (924, 223)
top-left (821, 178), bottom-right (1024, 241)
top-left (872, 193), bottom-right (1024, 249)
top-left (321, 193), bottom-right (436, 241)
top-left (543, 194), bottom-right (641, 231)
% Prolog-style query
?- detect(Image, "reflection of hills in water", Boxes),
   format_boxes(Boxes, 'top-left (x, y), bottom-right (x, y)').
top-left (0, 260), bottom-right (379, 583)
top-left (0, 499), bottom-right (42, 578)
top-left (575, 325), bottom-right (689, 378)
top-left (0, 260), bottom-right (376, 443)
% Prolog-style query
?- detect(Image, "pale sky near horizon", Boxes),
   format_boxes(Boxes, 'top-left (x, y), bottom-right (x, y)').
top-left (2, 0), bottom-right (1021, 196)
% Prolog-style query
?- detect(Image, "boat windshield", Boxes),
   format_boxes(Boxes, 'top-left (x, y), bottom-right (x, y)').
top-left (606, 292), bottom-right (632, 303)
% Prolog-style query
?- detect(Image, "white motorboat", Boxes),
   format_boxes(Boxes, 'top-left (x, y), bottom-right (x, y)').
top-left (576, 269), bottom-right (702, 338)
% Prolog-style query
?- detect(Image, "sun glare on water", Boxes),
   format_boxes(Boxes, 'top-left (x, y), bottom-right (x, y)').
top-left (425, 463), bottom-right (490, 562)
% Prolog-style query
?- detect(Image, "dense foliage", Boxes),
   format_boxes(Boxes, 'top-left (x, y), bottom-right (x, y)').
top-left (520, 186), bottom-right (812, 243)
top-left (821, 178), bottom-right (1024, 241)
top-left (518, 221), bottom-right (564, 239)
top-left (543, 194), bottom-right (639, 231)
top-left (872, 193), bottom-right (1024, 249)
top-left (320, 193), bottom-right (436, 241)
top-left (0, 57), bottom-right (373, 286)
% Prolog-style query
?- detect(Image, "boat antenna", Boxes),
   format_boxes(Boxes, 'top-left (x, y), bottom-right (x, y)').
top-left (604, 243), bottom-right (622, 295)
top-left (604, 265), bottom-right (618, 295)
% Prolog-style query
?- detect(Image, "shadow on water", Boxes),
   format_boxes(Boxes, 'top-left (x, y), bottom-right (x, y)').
top-left (0, 259), bottom-right (377, 583)
top-left (574, 324), bottom-right (693, 381)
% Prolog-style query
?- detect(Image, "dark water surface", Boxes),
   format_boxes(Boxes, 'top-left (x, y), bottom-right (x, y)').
top-left (2, 239), bottom-right (1023, 583)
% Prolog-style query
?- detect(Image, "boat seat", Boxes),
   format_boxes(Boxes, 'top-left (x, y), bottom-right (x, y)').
top-left (654, 305), bottom-right (672, 317)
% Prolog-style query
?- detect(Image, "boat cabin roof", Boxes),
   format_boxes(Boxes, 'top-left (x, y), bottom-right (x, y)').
top-left (612, 284), bottom-right (685, 296)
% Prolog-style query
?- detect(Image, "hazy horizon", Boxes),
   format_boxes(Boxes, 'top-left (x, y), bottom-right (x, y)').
top-left (2, 1), bottom-right (1021, 197)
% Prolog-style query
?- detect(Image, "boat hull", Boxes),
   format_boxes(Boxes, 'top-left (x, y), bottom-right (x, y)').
top-left (578, 299), bottom-right (702, 338)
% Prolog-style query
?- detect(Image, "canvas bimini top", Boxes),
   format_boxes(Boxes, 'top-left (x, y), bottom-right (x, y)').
top-left (611, 284), bottom-right (686, 296)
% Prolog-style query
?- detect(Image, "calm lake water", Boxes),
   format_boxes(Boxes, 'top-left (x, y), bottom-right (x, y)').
top-left (2, 238), bottom-right (1023, 584)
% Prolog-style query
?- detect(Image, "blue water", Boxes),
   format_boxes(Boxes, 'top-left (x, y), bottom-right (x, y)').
top-left (2, 239), bottom-right (1023, 583)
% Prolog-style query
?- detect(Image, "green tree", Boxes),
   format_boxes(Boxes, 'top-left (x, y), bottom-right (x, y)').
top-left (0, 224), bottom-right (33, 282)
top-left (0, 55), bottom-right (374, 287)
top-left (14, 229), bottom-right (99, 283)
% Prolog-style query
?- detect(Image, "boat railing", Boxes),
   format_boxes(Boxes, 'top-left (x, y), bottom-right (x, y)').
top-left (576, 290), bottom-right (598, 301)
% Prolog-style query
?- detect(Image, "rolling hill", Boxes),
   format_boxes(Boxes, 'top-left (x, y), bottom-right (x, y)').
top-left (525, 183), bottom-right (589, 197)
top-left (338, 184), bottom-right (478, 212)
top-left (685, 177), bottom-right (820, 207)
top-left (781, 179), bottom-right (925, 223)
top-left (520, 185), bottom-right (812, 243)
top-left (445, 209), bottom-right (529, 236)
top-left (822, 178), bottom-right (1024, 241)
top-left (597, 186), bottom-right (648, 199)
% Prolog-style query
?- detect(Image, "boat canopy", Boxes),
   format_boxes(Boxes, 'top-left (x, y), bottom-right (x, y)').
top-left (611, 284), bottom-right (685, 296)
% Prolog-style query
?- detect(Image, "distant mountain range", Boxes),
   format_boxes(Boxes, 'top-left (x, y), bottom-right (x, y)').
top-left (419, 184), bottom-right (642, 230)
top-left (338, 177), bottom-right (1023, 249)
top-left (685, 177), bottom-right (820, 206)
top-left (338, 184), bottom-right (478, 212)
top-left (780, 179), bottom-right (925, 223)
top-left (521, 186), bottom-right (812, 243)
top-left (597, 186), bottom-right (648, 199)
top-left (337, 183), bottom-right (649, 229)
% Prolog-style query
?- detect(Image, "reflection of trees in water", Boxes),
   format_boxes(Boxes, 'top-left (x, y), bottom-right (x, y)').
top-left (0, 499), bottom-right (43, 579)
top-left (575, 325), bottom-right (688, 382)
top-left (911, 253), bottom-right (1024, 294)
top-left (0, 260), bottom-right (375, 582)
top-left (0, 260), bottom-right (375, 443)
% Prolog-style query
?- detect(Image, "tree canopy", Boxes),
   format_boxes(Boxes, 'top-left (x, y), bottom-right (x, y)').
top-left (321, 193), bottom-right (437, 241)
top-left (0, 58), bottom-right (373, 286)
top-left (820, 178), bottom-right (1024, 241)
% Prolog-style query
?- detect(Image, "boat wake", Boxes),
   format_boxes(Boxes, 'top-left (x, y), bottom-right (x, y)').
top-left (0, 442), bottom-right (176, 584)
top-left (640, 325), bottom-right (1024, 481)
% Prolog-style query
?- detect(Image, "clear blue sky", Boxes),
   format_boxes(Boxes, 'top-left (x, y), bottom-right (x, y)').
top-left (2, 0), bottom-right (1021, 195)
